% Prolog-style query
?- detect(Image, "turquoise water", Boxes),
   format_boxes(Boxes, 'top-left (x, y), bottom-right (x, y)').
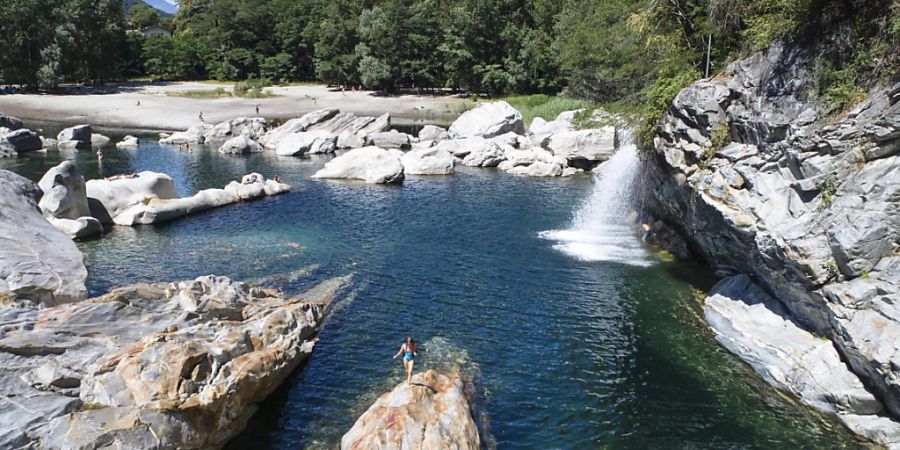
top-left (1, 129), bottom-right (868, 449)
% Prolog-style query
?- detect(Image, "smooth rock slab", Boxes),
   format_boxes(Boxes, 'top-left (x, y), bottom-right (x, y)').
top-left (38, 161), bottom-right (102, 239)
top-left (275, 131), bottom-right (337, 156)
top-left (0, 170), bottom-right (87, 306)
top-left (0, 129), bottom-right (43, 153)
top-left (401, 147), bottom-right (455, 175)
top-left (704, 275), bottom-right (880, 414)
top-left (0, 275), bottom-right (349, 449)
top-left (312, 147), bottom-right (405, 184)
top-left (342, 370), bottom-right (480, 450)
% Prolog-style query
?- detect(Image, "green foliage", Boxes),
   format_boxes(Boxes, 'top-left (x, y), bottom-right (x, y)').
top-left (166, 87), bottom-right (230, 98)
top-left (142, 34), bottom-right (201, 80)
top-left (130, 4), bottom-right (161, 29)
top-left (501, 94), bottom-right (591, 127)
top-left (819, 176), bottom-right (837, 207)
top-left (824, 259), bottom-right (840, 278)
top-left (234, 78), bottom-right (276, 98)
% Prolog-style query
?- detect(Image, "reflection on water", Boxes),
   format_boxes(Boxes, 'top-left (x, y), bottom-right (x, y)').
top-left (0, 133), bottom-right (868, 449)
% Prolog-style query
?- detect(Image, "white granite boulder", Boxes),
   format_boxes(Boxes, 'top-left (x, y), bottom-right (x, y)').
top-left (275, 131), bottom-right (337, 156)
top-left (159, 125), bottom-right (210, 145)
top-left (401, 147), bottom-right (455, 175)
top-left (418, 125), bottom-right (450, 142)
top-left (218, 135), bottom-right (262, 154)
top-left (115, 135), bottom-right (139, 148)
top-left (37, 161), bottom-right (102, 239)
top-left (57, 125), bottom-right (92, 149)
top-left (545, 128), bottom-right (616, 164)
top-left (365, 130), bottom-right (412, 149)
top-left (312, 146), bottom-right (405, 184)
top-left (204, 117), bottom-right (267, 142)
top-left (0, 170), bottom-right (87, 306)
top-left (461, 140), bottom-right (506, 167)
top-left (449, 101), bottom-right (525, 138)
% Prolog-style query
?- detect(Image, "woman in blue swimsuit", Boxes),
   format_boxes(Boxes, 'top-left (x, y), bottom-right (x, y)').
top-left (393, 336), bottom-right (417, 385)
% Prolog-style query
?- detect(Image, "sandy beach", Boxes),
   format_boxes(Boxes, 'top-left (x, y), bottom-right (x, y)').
top-left (0, 82), bottom-right (466, 131)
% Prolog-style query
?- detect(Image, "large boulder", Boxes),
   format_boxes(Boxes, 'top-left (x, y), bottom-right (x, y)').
top-left (0, 113), bottom-right (24, 131)
top-left (460, 140), bottom-right (506, 168)
top-left (418, 125), bottom-right (450, 142)
top-left (449, 101), bottom-right (525, 138)
top-left (204, 117), bottom-right (268, 142)
top-left (0, 129), bottom-right (43, 153)
top-left (218, 135), bottom-right (262, 154)
top-left (86, 172), bottom-right (179, 224)
top-left (0, 275), bottom-right (349, 449)
top-left (57, 125), bottom-right (92, 149)
top-left (260, 108), bottom-right (339, 148)
top-left (37, 161), bottom-right (102, 239)
top-left (275, 131), bottom-right (337, 156)
top-left (312, 146), bottom-right (405, 184)
top-left (365, 130), bottom-right (412, 149)
top-left (401, 147), bottom-right (455, 175)
top-left (341, 370), bottom-right (480, 450)
top-left (0, 170), bottom-right (87, 306)
top-left (116, 135), bottom-right (139, 148)
top-left (544, 128), bottom-right (616, 166)
top-left (159, 125), bottom-right (210, 145)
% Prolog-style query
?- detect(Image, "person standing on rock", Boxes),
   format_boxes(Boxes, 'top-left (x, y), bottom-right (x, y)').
top-left (393, 336), bottom-right (417, 385)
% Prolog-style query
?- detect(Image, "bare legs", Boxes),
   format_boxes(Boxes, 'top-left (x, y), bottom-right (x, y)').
top-left (402, 358), bottom-right (415, 385)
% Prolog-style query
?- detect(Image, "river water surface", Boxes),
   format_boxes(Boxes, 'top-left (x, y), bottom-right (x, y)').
top-left (1, 127), bottom-right (868, 449)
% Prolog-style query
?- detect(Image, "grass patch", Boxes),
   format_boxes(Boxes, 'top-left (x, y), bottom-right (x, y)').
top-left (166, 87), bottom-right (230, 98)
top-left (234, 78), bottom-right (278, 98)
top-left (500, 94), bottom-right (592, 127)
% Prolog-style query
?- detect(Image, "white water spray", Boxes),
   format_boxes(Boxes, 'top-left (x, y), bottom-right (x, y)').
top-left (541, 130), bottom-right (653, 266)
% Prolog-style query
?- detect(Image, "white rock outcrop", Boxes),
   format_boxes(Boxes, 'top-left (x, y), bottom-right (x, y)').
top-left (37, 161), bottom-right (103, 239)
top-left (312, 146), bottom-right (405, 184)
top-left (275, 131), bottom-right (337, 156)
top-left (0, 170), bottom-right (87, 306)
top-left (449, 101), bottom-right (525, 138)
top-left (401, 147), bottom-right (455, 175)
top-left (115, 135), bottom-right (139, 148)
top-left (218, 135), bottom-right (262, 154)
top-left (57, 125), bottom-right (92, 149)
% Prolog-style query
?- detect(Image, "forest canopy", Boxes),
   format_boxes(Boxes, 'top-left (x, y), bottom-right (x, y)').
top-left (0, 0), bottom-right (897, 130)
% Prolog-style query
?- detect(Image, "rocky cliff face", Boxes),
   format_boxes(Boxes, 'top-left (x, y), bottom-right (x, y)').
top-left (646, 41), bottom-right (899, 441)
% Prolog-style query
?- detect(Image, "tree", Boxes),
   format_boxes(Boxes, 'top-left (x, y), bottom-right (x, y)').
top-left (130, 3), bottom-right (160, 29)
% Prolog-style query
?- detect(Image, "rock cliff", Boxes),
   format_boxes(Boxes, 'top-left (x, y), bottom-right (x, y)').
top-left (646, 40), bottom-right (899, 444)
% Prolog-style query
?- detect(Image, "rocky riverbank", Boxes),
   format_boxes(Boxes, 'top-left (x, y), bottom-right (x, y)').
top-left (646, 40), bottom-right (900, 447)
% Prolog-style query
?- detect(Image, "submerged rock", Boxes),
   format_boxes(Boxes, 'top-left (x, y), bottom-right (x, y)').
top-left (312, 146), bottom-right (405, 184)
top-left (449, 101), bottom-right (525, 138)
top-left (0, 170), bottom-right (87, 306)
top-left (341, 370), bottom-right (480, 450)
top-left (0, 275), bottom-right (348, 449)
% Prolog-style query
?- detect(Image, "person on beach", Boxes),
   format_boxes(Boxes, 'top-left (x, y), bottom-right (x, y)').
top-left (393, 336), bottom-right (417, 385)
top-left (255, 104), bottom-right (260, 115)
top-left (199, 111), bottom-right (204, 123)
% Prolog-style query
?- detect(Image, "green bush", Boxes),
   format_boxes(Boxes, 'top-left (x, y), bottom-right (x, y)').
top-left (234, 78), bottom-right (276, 98)
top-left (501, 94), bottom-right (591, 127)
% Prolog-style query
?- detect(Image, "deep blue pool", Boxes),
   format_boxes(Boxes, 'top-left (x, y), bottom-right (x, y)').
top-left (1, 128), bottom-right (865, 449)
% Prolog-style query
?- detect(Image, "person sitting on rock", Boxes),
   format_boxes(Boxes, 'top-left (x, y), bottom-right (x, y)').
top-left (641, 223), bottom-right (654, 242)
top-left (393, 336), bottom-right (417, 385)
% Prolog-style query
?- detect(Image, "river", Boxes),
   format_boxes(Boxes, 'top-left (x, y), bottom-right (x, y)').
top-left (0, 126), bottom-right (867, 449)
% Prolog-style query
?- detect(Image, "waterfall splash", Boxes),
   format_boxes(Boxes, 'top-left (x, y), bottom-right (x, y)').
top-left (540, 130), bottom-right (653, 266)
